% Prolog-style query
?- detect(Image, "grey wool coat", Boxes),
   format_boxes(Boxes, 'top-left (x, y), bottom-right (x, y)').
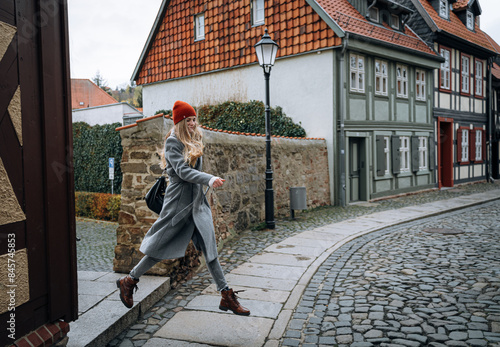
top-left (139, 133), bottom-right (219, 263)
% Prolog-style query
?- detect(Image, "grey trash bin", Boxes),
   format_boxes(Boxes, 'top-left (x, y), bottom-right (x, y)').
top-left (290, 187), bottom-right (307, 219)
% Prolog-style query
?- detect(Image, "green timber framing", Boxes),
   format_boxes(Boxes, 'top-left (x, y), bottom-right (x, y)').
top-left (335, 33), bottom-right (443, 204)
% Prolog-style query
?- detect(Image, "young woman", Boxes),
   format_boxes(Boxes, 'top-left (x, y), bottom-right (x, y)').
top-left (117, 100), bottom-right (250, 316)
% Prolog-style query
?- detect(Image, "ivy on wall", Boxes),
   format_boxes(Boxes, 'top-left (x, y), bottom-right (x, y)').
top-left (156, 100), bottom-right (306, 138)
top-left (73, 122), bottom-right (123, 193)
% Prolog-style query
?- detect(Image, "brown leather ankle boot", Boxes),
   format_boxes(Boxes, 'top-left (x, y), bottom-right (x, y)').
top-left (116, 275), bottom-right (139, 308)
top-left (219, 288), bottom-right (250, 316)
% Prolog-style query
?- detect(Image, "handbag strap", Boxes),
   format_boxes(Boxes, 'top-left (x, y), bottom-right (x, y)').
top-left (160, 113), bottom-right (168, 178)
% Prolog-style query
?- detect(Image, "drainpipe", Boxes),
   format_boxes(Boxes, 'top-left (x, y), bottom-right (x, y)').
top-left (339, 33), bottom-right (349, 207)
top-left (487, 57), bottom-right (493, 183)
top-left (366, 0), bottom-right (378, 17)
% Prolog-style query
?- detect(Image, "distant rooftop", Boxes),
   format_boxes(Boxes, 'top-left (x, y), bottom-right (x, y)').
top-left (71, 79), bottom-right (118, 109)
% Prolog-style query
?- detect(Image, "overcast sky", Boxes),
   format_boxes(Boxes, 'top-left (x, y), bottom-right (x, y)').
top-left (67, 0), bottom-right (500, 90)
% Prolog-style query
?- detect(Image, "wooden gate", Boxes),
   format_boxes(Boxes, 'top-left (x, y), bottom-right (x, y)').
top-left (0, 0), bottom-right (77, 345)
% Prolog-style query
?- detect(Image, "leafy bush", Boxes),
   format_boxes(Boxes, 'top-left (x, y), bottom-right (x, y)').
top-left (75, 192), bottom-right (121, 221)
top-left (73, 122), bottom-right (123, 193)
top-left (156, 100), bottom-right (306, 137)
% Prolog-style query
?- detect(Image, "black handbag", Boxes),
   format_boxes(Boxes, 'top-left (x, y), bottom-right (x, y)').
top-left (145, 176), bottom-right (166, 214)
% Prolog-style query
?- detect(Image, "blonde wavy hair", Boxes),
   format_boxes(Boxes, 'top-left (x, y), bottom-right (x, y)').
top-left (160, 116), bottom-right (204, 168)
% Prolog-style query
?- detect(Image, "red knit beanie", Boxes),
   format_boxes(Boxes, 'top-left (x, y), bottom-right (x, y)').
top-left (172, 100), bottom-right (196, 124)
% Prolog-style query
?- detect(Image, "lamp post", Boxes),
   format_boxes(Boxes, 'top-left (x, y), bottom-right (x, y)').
top-left (254, 29), bottom-right (279, 229)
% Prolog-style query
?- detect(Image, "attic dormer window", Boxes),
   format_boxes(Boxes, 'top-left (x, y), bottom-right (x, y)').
top-left (252, 0), bottom-right (265, 26)
top-left (439, 0), bottom-right (449, 19)
top-left (466, 11), bottom-right (474, 30)
top-left (194, 13), bottom-right (205, 41)
top-left (391, 14), bottom-right (400, 29)
top-left (369, 7), bottom-right (379, 23)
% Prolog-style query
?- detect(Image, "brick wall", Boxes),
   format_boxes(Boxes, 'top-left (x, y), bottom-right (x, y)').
top-left (114, 115), bottom-right (330, 284)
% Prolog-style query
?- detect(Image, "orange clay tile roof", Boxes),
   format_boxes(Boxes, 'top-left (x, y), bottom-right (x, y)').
top-left (484, 31), bottom-right (500, 55)
top-left (492, 63), bottom-right (500, 80)
top-left (134, 0), bottom-right (438, 86)
top-left (135, 0), bottom-right (340, 85)
top-left (452, 0), bottom-right (469, 11)
top-left (71, 79), bottom-right (118, 109)
top-left (416, 0), bottom-right (499, 54)
top-left (315, 0), bottom-right (437, 56)
top-left (116, 114), bottom-right (325, 141)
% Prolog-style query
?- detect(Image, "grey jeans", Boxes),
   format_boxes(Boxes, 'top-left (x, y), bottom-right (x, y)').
top-left (129, 231), bottom-right (228, 291)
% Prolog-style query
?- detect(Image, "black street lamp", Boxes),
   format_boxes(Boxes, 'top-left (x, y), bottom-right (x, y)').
top-left (254, 29), bottom-right (279, 229)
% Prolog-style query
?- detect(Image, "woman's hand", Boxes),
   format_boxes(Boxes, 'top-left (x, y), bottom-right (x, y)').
top-left (212, 178), bottom-right (225, 188)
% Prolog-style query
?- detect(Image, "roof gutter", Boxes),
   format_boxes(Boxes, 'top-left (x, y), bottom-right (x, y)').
top-left (438, 30), bottom-right (499, 58)
top-left (131, 0), bottom-right (170, 84)
top-left (304, 0), bottom-right (346, 38)
top-left (348, 32), bottom-right (444, 63)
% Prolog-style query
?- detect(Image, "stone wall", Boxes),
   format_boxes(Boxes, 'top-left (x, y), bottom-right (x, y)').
top-left (114, 114), bottom-right (330, 284)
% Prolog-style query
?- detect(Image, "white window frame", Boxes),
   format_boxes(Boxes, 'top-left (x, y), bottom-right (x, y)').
top-left (475, 60), bottom-right (483, 97)
top-left (369, 7), bottom-right (379, 22)
top-left (400, 136), bottom-right (410, 172)
top-left (461, 129), bottom-right (469, 162)
top-left (252, 0), bottom-right (265, 26)
top-left (475, 130), bottom-right (482, 161)
top-left (391, 14), bottom-right (399, 29)
top-left (418, 136), bottom-right (428, 171)
top-left (466, 11), bottom-right (474, 30)
top-left (350, 54), bottom-right (365, 93)
top-left (194, 13), bottom-right (205, 41)
top-left (440, 48), bottom-right (451, 90)
top-left (396, 64), bottom-right (408, 98)
top-left (416, 69), bottom-right (426, 101)
top-left (384, 136), bottom-right (390, 175)
top-left (439, 0), bottom-right (449, 19)
top-left (461, 55), bottom-right (470, 94)
top-left (375, 59), bottom-right (388, 96)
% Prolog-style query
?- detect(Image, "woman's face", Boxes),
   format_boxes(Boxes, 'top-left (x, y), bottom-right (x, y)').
top-left (185, 116), bottom-right (196, 133)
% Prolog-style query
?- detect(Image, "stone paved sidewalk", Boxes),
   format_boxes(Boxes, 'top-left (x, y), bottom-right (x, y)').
top-left (105, 183), bottom-right (500, 347)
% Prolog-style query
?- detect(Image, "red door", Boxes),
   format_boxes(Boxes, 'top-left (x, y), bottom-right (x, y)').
top-left (438, 117), bottom-right (454, 188)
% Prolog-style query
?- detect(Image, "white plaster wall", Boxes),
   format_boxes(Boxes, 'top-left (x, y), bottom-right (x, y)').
top-left (474, 98), bottom-right (483, 114)
top-left (439, 92), bottom-right (450, 109)
top-left (142, 51), bottom-right (334, 140)
top-left (72, 103), bottom-right (142, 125)
top-left (460, 166), bottom-right (468, 179)
top-left (143, 50), bottom-right (336, 200)
top-left (461, 96), bottom-right (469, 112)
top-left (473, 164), bottom-right (483, 177)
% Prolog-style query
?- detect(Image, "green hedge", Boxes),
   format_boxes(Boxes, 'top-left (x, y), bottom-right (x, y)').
top-left (156, 100), bottom-right (306, 137)
top-left (73, 122), bottom-right (123, 193)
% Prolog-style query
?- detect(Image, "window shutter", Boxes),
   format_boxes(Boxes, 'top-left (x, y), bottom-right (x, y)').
top-left (482, 129), bottom-right (486, 162)
top-left (411, 136), bottom-right (419, 173)
top-left (469, 129), bottom-right (475, 162)
top-left (457, 129), bottom-right (463, 163)
top-left (429, 136), bottom-right (435, 171)
top-left (391, 135), bottom-right (401, 175)
top-left (376, 135), bottom-right (385, 176)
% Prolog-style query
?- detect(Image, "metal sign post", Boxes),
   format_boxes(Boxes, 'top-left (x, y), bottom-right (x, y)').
top-left (109, 157), bottom-right (114, 194)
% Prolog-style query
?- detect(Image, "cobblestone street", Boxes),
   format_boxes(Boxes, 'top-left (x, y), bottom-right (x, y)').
top-left (76, 218), bottom-right (116, 272)
top-left (281, 201), bottom-right (500, 347)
